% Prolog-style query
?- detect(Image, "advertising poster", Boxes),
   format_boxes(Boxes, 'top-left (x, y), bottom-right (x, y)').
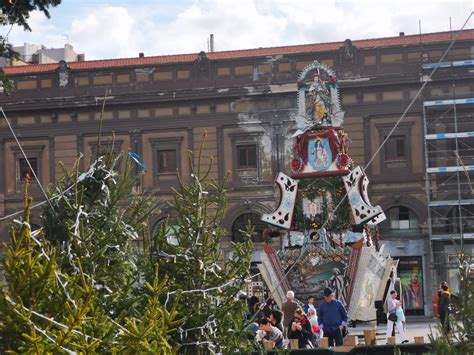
top-left (398, 256), bottom-right (424, 314)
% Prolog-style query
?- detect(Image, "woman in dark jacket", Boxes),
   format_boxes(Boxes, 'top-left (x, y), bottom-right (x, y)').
top-left (262, 298), bottom-right (276, 318)
top-left (438, 282), bottom-right (451, 332)
top-left (288, 307), bottom-right (313, 348)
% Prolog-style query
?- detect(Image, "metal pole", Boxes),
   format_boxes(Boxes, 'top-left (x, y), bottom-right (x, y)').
top-left (423, 102), bottom-right (437, 298)
top-left (452, 81), bottom-right (464, 250)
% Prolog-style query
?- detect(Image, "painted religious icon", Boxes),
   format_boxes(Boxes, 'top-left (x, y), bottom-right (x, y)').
top-left (308, 138), bottom-right (332, 172)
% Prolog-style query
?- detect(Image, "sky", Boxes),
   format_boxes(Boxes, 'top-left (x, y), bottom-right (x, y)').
top-left (3, 0), bottom-right (474, 61)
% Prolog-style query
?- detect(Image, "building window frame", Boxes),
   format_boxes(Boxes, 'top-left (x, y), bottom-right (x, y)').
top-left (384, 135), bottom-right (406, 163)
top-left (157, 149), bottom-right (177, 174)
top-left (376, 122), bottom-right (413, 174)
top-left (150, 137), bottom-right (183, 190)
top-left (88, 139), bottom-right (123, 161)
top-left (237, 144), bottom-right (257, 169)
top-left (229, 132), bottom-right (262, 186)
top-left (11, 144), bottom-right (44, 192)
top-left (380, 205), bottom-right (421, 236)
top-left (17, 157), bottom-right (38, 183)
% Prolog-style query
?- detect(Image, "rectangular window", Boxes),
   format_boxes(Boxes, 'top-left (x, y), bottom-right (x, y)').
top-left (237, 145), bottom-right (257, 169)
top-left (278, 63), bottom-right (291, 73)
top-left (177, 70), bottom-right (190, 80)
top-left (385, 135), bottom-right (406, 161)
top-left (18, 158), bottom-right (38, 182)
top-left (389, 206), bottom-right (410, 229)
top-left (234, 65), bottom-right (253, 76)
top-left (16, 80), bottom-right (37, 90)
top-left (153, 71), bottom-right (173, 81)
top-left (158, 150), bottom-right (177, 173)
top-left (93, 75), bottom-right (112, 85)
top-left (363, 55), bottom-right (377, 66)
top-left (398, 206), bottom-right (410, 229)
top-left (217, 67), bottom-right (230, 76)
top-left (381, 53), bottom-right (402, 64)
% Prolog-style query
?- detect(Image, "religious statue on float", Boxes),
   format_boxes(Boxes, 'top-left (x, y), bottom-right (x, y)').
top-left (306, 71), bottom-right (332, 125)
top-left (259, 60), bottom-right (394, 323)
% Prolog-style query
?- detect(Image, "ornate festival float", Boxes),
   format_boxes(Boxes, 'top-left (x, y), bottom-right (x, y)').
top-left (259, 61), bottom-right (394, 322)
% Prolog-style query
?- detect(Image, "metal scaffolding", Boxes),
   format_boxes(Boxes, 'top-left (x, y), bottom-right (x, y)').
top-left (423, 58), bottom-right (474, 289)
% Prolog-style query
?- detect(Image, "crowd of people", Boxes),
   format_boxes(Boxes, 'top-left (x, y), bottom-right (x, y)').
top-left (245, 281), bottom-right (454, 350)
top-left (246, 287), bottom-right (348, 349)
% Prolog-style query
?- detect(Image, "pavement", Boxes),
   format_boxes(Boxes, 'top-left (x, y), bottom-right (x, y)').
top-left (347, 316), bottom-right (440, 344)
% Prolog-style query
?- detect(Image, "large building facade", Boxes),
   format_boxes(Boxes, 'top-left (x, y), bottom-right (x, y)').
top-left (0, 29), bottom-right (473, 315)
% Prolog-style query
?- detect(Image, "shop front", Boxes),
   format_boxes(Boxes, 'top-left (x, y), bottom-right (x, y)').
top-left (397, 256), bottom-right (424, 315)
top-left (382, 238), bottom-right (431, 316)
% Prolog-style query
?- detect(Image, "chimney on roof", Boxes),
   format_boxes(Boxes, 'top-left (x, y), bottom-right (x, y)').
top-left (209, 34), bottom-right (214, 53)
top-left (399, 32), bottom-right (405, 36)
top-left (77, 53), bottom-right (85, 61)
top-left (31, 53), bottom-right (38, 64)
top-left (139, 52), bottom-right (144, 58)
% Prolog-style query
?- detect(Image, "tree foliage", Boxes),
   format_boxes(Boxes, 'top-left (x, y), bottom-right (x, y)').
top-left (0, 186), bottom-right (110, 353)
top-left (1, 0), bottom-right (62, 95)
top-left (41, 146), bottom-right (158, 318)
top-left (0, 152), bottom-right (180, 353)
top-left (429, 250), bottom-right (474, 354)
top-left (0, 136), bottom-right (256, 352)
top-left (148, 135), bottom-right (255, 353)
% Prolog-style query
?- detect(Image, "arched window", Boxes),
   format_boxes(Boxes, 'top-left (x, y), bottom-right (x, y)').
top-left (231, 213), bottom-right (267, 243)
top-left (152, 218), bottom-right (179, 246)
top-left (380, 206), bottom-right (420, 233)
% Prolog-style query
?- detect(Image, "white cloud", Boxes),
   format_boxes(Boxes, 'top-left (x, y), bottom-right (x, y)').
top-left (69, 7), bottom-right (138, 59)
top-left (141, 0), bottom-right (288, 55)
top-left (6, 11), bottom-right (65, 49)
top-left (3, 0), bottom-right (473, 60)
top-left (272, 0), bottom-right (473, 44)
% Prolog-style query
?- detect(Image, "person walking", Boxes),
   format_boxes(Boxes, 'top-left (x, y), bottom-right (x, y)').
top-left (317, 287), bottom-right (348, 347)
top-left (438, 282), bottom-right (452, 333)
top-left (391, 300), bottom-right (406, 336)
top-left (288, 307), bottom-right (314, 349)
top-left (386, 290), bottom-right (408, 344)
top-left (281, 290), bottom-right (299, 338)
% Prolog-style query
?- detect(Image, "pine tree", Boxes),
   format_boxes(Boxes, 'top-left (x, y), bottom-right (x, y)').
top-left (0, 183), bottom-right (109, 353)
top-left (1, 167), bottom-right (181, 353)
top-left (149, 134), bottom-right (255, 353)
top-left (1, 135), bottom-right (256, 352)
top-left (41, 145), bottom-right (158, 318)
